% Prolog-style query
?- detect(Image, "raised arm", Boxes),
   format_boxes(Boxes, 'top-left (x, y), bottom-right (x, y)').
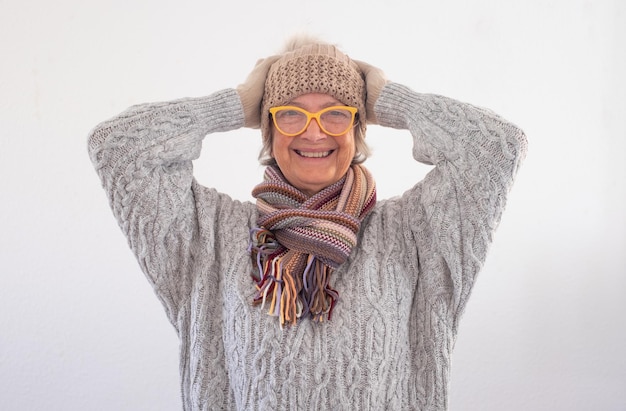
top-left (374, 80), bottom-right (527, 330)
top-left (87, 90), bottom-right (245, 323)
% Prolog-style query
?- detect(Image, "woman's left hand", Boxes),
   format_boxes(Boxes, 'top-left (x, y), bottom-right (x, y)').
top-left (354, 60), bottom-right (388, 125)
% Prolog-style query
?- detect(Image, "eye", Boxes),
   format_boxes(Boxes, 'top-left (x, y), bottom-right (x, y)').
top-left (327, 110), bottom-right (350, 118)
top-left (277, 109), bottom-right (303, 118)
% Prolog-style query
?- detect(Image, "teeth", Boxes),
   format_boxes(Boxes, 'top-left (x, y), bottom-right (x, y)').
top-left (297, 150), bottom-right (331, 158)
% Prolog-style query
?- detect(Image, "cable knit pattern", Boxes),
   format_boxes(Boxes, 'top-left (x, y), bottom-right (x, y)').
top-left (88, 84), bottom-right (526, 410)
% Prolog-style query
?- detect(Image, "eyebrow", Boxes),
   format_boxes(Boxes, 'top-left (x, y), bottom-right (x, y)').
top-left (288, 100), bottom-right (345, 109)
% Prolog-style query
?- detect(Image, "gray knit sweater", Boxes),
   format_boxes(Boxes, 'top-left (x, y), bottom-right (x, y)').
top-left (88, 82), bottom-right (526, 410)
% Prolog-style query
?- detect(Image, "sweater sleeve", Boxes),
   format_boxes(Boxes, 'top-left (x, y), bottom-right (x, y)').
top-left (375, 82), bottom-right (527, 330)
top-left (87, 88), bottom-right (245, 326)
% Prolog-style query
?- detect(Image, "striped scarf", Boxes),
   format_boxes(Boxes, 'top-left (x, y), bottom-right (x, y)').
top-left (249, 164), bottom-right (376, 326)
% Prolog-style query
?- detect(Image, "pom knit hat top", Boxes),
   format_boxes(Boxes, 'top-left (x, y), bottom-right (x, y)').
top-left (261, 42), bottom-right (367, 143)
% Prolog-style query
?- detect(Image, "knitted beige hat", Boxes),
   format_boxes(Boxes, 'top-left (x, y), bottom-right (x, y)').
top-left (260, 42), bottom-right (366, 143)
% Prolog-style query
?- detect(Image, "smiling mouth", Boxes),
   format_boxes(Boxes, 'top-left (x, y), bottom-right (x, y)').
top-left (296, 150), bottom-right (333, 158)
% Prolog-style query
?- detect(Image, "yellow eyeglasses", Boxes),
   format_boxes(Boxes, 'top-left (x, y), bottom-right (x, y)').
top-left (269, 106), bottom-right (358, 137)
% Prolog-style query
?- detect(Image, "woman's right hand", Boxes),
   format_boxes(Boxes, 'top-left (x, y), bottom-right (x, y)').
top-left (236, 55), bottom-right (281, 128)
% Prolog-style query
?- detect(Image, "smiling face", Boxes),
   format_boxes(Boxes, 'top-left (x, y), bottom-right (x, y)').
top-left (271, 93), bottom-right (356, 197)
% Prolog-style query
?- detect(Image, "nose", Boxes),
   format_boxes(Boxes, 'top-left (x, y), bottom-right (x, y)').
top-left (301, 118), bottom-right (327, 141)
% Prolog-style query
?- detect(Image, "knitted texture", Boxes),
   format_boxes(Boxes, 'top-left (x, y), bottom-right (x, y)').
top-left (88, 84), bottom-right (527, 410)
top-left (261, 43), bottom-right (366, 143)
top-left (250, 164), bottom-right (376, 325)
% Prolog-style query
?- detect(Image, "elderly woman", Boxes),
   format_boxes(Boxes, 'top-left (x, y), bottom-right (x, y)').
top-left (88, 36), bottom-right (526, 410)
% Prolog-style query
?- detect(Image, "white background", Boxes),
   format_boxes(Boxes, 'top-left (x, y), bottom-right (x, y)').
top-left (1, 1), bottom-right (624, 410)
